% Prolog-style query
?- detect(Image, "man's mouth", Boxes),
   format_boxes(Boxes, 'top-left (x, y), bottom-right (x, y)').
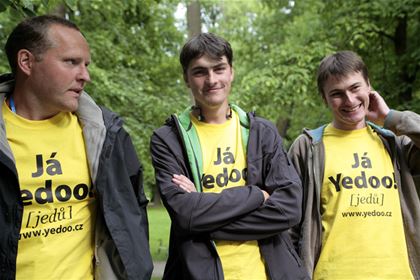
top-left (205, 87), bottom-right (223, 93)
top-left (342, 103), bottom-right (362, 113)
top-left (69, 88), bottom-right (83, 95)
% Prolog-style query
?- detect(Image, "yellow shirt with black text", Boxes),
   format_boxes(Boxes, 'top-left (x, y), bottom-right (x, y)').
top-left (3, 101), bottom-right (96, 280)
top-left (192, 112), bottom-right (267, 280)
top-left (314, 124), bottom-right (412, 279)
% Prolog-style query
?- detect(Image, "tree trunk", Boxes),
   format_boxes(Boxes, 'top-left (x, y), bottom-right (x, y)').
top-left (394, 14), bottom-right (414, 103)
top-left (276, 117), bottom-right (291, 139)
top-left (50, 3), bottom-right (66, 17)
top-left (187, 1), bottom-right (201, 39)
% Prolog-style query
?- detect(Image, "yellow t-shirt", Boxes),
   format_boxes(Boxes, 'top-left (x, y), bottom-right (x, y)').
top-left (3, 101), bottom-right (96, 279)
top-left (314, 124), bottom-right (412, 280)
top-left (192, 112), bottom-right (267, 280)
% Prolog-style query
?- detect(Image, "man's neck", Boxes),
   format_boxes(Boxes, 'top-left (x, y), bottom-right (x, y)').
top-left (10, 87), bottom-right (58, 120)
top-left (193, 103), bottom-right (231, 124)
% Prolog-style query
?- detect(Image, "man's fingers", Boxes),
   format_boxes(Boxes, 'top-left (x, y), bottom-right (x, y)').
top-left (178, 184), bottom-right (191, 193)
top-left (172, 174), bottom-right (197, 192)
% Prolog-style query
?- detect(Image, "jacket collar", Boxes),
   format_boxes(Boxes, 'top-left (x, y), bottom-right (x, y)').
top-left (177, 104), bottom-right (250, 148)
top-left (305, 121), bottom-right (395, 144)
top-left (177, 104), bottom-right (249, 129)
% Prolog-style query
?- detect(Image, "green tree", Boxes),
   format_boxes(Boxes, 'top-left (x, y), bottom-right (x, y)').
top-left (319, 0), bottom-right (420, 110)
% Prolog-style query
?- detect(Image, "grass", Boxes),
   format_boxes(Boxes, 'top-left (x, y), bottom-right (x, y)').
top-left (148, 206), bottom-right (171, 262)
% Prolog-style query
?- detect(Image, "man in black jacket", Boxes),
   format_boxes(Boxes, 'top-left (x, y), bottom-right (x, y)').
top-left (150, 32), bottom-right (308, 280)
top-left (0, 15), bottom-right (152, 279)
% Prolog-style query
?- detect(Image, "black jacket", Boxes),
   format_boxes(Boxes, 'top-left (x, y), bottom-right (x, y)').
top-left (150, 106), bottom-right (309, 280)
top-left (0, 75), bottom-right (153, 279)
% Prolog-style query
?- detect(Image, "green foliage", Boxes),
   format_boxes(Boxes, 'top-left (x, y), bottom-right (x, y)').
top-left (318, 0), bottom-right (420, 108)
top-left (0, 0), bottom-right (35, 16)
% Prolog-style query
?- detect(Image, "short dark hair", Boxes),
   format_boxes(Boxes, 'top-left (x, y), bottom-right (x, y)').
top-left (317, 50), bottom-right (369, 97)
top-left (5, 15), bottom-right (80, 75)
top-left (179, 33), bottom-right (233, 74)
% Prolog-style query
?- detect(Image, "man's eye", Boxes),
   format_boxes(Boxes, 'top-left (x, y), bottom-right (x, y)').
top-left (214, 68), bottom-right (225, 73)
top-left (192, 70), bottom-right (205, 76)
top-left (65, 59), bottom-right (76, 65)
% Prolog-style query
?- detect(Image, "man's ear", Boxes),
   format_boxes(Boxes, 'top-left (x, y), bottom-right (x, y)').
top-left (17, 49), bottom-right (34, 76)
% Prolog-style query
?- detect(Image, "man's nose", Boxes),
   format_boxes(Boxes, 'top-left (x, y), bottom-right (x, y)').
top-left (78, 65), bottom-right (91, 83)
top-left (344, 91), bottom-right (355, 103)
top-left (206, 71), bottom-right (216, 84)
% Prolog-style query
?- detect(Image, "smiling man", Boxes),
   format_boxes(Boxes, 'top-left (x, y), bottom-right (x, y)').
top-left (289, 50), bottom-right (420, 279)
top-left (151, 33), bottom-right (308, 280)
top-left (0, 15), bottom-right (152, 279)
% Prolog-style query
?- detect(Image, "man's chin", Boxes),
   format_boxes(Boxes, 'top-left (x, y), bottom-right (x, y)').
top-left (204, 98), bottom-right (228, 107)
top-left (63, 102), bottom-right (79, 113)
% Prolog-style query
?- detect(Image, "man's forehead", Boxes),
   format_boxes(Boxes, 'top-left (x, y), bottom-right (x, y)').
top-left (47, 24), bottom-right (85, 44)
top-left (327, 71), bottom-right (365, 84)
top-left (46, 24), bottom-right (90, 53)
top-left (188, 54), bottom-right (229, 69)
top-left (324, 71), bottom-right (367, 93)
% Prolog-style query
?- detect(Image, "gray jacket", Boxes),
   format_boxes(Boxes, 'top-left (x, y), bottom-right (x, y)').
top-left (288, 110), bottom-right (420, 279)
top-left (0, 75), bottom-right (153, 279)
